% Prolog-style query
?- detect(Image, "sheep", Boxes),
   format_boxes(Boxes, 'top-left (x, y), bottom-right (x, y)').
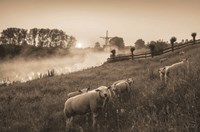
top-left (159, 58), bottom-right (189, 84)
top-left (67, 87), bottom-right (90, 98)
top-left (64, 86), bottom-right (111, 130)
top-left (111, 78), bottom-right (134, 98)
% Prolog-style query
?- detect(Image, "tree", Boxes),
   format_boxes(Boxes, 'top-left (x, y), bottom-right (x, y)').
top-left (134, 39), bottom-right (146, 49)
top-left (130, 46), bottom-right (135, 60)
top-left (109, 36), bottom-right (125, 50)
top-left (170, 37), bottom-right (177, 52)
top-left (147, 40), bottom-right (168, 55)
top-left (30, 28), bottom-right (38, 46)
top-left (94, 42), bottom-right (101, 50)
top-left (1, 28), bottom-right (16, 44)
top-left (191, 32), bottom-right (197, 44)
top-left (17, 29), bottom-right (27, 45)
top-left (67, 36), bottom-right (76, 48)
top-left (0, 28), bottom-right (76, 49)
top-left (149, 42), bottom-right (155, 58)
top-left (110, 49), bottom-right (116, 58)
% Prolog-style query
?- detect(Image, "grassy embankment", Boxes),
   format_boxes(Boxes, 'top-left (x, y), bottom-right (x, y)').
top-left (0, 44), bottom-right (200, 132)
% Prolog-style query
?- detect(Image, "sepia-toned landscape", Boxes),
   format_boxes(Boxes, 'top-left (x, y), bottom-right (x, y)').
top-left (0, 0), bottom-right (200, 132)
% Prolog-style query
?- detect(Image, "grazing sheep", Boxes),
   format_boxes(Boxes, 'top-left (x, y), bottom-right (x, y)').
top-left (111, 78), bottom-right (134, 97)
top-left (67, 87), bottom-right (90, 98)
top-left (64, 86), bottom-right (111, 130)
top-left (159, 58), bottom-right (189, 84)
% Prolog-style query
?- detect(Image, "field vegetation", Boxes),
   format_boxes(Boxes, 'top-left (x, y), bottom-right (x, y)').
top-left (0, 44), bottom-right (200, 132)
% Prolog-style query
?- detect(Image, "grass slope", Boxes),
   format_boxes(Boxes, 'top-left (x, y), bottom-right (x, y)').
top-left (0, 44), bottom-right (200, 132)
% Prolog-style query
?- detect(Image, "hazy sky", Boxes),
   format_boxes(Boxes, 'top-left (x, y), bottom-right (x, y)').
top-left (1, 0), bottom-right (200, 47)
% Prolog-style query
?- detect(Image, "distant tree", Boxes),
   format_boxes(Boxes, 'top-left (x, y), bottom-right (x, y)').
top-left (29, 28), bottom-right (38, 46)
top-left (1, 28), bottom-right (16, 44)
top-left (60, 32), bottom-right (68, 48)
top-left (0, 35), bottom-right (8, 44)
top-left (94, 42), bottom-right (101, 48)
top-left (146, 40), bottom-right (169, 58)
top-left (0, 28), bottom-right (76, 49)
top-left (94, 42), bottom-right (101, 51)
top-left (110, 49), bottom-right (116, 58)
top-left (68, 36), bottom-right (76, 48)
top-left (17, 29), bottom-right (27, 45)
top-left (191, 32), bottom-right (197, 44)
top-left (109, 36), bottom-right (125, 50)
top-left (170, 37), bottom-right (177, 52)
top-left (148, 42), bottom-right (155, 58)
top-left (134, 39), bottom-right (146, 49)
top-left (130, 46), bottom-right (135, 60)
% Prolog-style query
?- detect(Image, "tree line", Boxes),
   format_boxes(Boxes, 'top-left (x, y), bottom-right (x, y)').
top-left (0, 28), bottom-right (77, 59)
top-left (107, 32), bottom-right (197, 61)
top-left (0, 28), bottom-right (76, 48)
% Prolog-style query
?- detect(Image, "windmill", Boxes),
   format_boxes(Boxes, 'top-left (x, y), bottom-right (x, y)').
top-left (100, 30), bottom-right (112, 50)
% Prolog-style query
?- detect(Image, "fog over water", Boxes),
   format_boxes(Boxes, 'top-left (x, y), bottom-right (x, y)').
top-left (0, 50), bottom-right (109, 84)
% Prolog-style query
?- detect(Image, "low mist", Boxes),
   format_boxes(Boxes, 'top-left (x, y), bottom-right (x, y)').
top-left (0, 50), bottom-right (109, 84)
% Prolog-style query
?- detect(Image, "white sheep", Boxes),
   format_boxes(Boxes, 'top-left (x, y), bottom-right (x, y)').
top-left (64, 86), bottom-right (111, 130)
top-left (159, 58), bottom-right (189, 84)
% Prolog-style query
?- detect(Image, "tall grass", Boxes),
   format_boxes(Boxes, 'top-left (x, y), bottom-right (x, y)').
top-left (0, 45), bottom-right (200, 132)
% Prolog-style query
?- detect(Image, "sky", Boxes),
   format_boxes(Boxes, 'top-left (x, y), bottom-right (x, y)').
top-left (0, 0), bottom-right (200, 47)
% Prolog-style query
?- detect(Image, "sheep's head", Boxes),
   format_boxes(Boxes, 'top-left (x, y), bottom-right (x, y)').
top-left (127, 78), bottom-right (134, 86)
top-left (96, 86), bottom-right (110, 99)
top-left (159, 67), bottom-right (166, 75)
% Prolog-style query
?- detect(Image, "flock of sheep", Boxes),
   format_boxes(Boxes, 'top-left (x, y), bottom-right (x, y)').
top-left (64, 78), bottom-right (134, 131)
top-left (63, 51), bottom-right (190, 131)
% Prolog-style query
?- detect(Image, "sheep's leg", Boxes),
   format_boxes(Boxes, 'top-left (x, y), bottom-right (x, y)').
top-left (164, 74), bottom-right (168, 84)
top-left (66, 117), bottom-right (73, 130)
top-left (92, 113), bottom-right (98, 129)
top-left (160, 73), bottom-right (163, 82)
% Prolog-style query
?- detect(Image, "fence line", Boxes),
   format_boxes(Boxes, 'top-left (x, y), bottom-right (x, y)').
top-left (107, 39), bottom-right (200, 62)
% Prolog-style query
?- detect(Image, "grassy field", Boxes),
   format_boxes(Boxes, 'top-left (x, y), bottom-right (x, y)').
top-left (0, 44), bottom-right (200, 132)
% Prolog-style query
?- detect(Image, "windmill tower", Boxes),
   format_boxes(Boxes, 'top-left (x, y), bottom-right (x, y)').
top-left (100, 30), bottom-right (112, 50)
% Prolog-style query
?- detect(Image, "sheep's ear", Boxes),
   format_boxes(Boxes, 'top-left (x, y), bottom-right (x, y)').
top-left (95, 89), bottom-right (101, 92)
top-left (87, 87), bottom-right (90, 91)
top-left (107, 86), bottom-right (111, 89)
